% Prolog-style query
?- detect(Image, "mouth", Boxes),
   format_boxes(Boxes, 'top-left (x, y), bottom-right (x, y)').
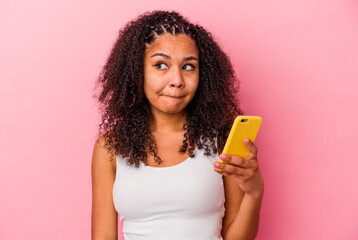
top-left (163, 95), bottom-right (185, 98)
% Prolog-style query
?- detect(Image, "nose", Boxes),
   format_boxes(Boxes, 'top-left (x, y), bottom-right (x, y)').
top-left (169, 66), bottom-right (184, 88)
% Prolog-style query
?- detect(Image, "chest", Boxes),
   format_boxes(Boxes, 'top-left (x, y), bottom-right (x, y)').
top-left (113, 150), bottom-right (225, 220)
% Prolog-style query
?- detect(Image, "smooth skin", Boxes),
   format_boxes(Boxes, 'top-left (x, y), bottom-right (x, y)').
top-left (216, 138), bottom-right (264, 239)
top-left (91, 33), bottom-right (264, 239)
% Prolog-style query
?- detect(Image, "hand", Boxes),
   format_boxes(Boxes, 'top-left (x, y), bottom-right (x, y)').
top-left (214, 138), bottom-right (264, 199)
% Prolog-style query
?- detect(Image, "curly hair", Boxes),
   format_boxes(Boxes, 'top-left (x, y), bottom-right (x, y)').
top-left (93, 10), bottom-right (243, 167)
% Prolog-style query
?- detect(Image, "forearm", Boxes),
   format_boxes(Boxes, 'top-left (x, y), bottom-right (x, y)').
top-left (223, 193), bottom-right (263, 240)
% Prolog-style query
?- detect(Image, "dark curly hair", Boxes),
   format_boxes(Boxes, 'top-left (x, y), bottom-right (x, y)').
top-left (93, 10), bottom-right (243, 167)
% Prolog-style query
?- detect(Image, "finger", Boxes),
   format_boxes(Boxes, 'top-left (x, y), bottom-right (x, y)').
top-left (219, 154), bottom-right (247, 168)
top-left (214, 161), bottom-right (247, 176)
top-left (244, 138), bottom-right (258, 160)
top-left (214, 168), bottom-right (252, 184)
top-left (214, 167), bottom-right (235, 177)
top-left (224, 164), bottom-right (256, 178)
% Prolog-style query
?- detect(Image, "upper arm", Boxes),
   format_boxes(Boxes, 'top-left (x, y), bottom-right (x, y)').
top-left (221, 175), bottom-right (245, 237)
top-left (91, 135), bottom-right (118, 240)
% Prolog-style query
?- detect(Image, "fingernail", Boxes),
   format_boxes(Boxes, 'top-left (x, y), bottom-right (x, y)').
top-left (220, 154), bottom-right (226, 160)
top-left (214, 162), bottom-right (220, 167)
top-left (244, 138), bottom-right (249, 143)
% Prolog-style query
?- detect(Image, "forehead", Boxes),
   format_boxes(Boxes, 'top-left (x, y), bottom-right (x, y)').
top-left (145, 33), bottom-right (199, 57)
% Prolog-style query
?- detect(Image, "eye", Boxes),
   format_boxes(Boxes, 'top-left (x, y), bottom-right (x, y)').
top-left (153, 63), bottom-right (168, 70)
top-left (183, 64), bottom-right (196, 71)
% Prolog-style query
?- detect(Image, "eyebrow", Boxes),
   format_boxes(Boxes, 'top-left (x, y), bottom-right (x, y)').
top-left (150, 52), bottom-right (198, 61)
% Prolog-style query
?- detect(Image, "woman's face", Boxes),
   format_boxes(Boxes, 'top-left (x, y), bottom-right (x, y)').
top-left (143, 33), bottom-right (199, 115)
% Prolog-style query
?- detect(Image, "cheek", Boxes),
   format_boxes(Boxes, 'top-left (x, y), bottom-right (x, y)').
top-left (143, 67), bottom-right (158, 95)
top-left (144, 77), bottom-right (164, 97)
top-left (188, 78), bottom-right (200, 94)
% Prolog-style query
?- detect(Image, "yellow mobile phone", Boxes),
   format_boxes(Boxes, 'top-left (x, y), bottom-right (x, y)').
top-left (219, 115), bottom-right (262, 163)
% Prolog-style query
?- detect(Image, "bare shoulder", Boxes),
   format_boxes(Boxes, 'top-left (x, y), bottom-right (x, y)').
top-left (93, 133), bottom-right (117, 172)
top-left (91, 133), bottom-right (118, 239)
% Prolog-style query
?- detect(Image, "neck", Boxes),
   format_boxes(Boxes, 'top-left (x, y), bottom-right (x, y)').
top-left (150, 108), bottom-right (187, 133)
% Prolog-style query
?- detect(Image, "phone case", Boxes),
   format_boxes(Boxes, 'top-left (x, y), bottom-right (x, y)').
top-left (219, 115), bottom-right (262, 163)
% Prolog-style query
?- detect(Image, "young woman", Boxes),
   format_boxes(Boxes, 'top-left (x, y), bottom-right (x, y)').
top-left (91, 10), bottom-right (264, 240)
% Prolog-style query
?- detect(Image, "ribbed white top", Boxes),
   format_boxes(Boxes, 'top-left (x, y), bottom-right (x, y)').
top-left (113, 145), bottom-right (225, 240)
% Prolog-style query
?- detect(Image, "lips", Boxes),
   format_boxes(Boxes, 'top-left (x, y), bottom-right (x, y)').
top-left (163, 95), bottom-right (185, 98)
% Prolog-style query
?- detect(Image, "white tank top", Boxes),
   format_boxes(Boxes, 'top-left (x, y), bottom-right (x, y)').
top-left (113, 143), bottom-right (225, 240)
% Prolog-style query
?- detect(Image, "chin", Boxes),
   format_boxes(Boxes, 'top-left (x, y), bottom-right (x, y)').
top-left (163, 108), bottom-right (185, 114)
top-left (157, 104), bottom-right (187, 114)
top-left (150, 99), bottom-right (190, 114)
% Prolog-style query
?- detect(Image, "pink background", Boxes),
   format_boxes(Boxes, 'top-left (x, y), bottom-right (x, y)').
top-left (1, 0), bottom-right (357, 239)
